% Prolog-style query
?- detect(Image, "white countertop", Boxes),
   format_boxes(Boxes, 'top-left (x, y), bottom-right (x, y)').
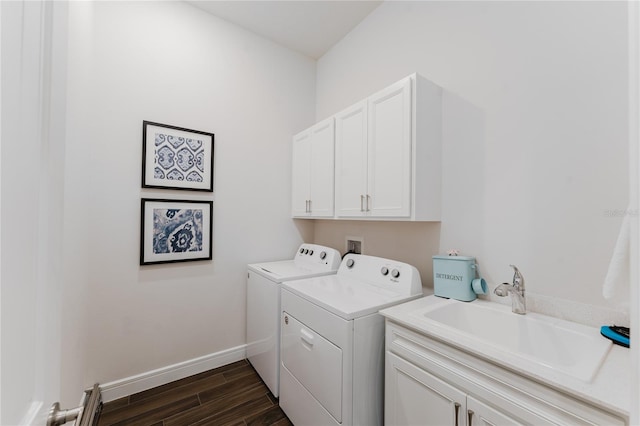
top-left (380, 295), bottom-right (630, 418)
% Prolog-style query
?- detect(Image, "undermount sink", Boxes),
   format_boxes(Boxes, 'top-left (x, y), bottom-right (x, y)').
top-left (410, 299), bottom-right (612, 382)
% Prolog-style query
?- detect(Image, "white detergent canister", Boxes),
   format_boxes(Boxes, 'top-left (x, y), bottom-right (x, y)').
top-left (433, 255), bottom-right (486, 302)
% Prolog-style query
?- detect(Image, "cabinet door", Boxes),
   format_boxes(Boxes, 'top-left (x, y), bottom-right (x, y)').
top-left (467, 395), bottom-right (556, 426)
top-left (386, 352), bottom-right (467, 426)
top-left (335, 101), bottom-right (368, 217)
top-left (466, 396), bottom-right (522, 426)
top-left (309, 118), bottom-right (335, 217)
top-left (291, 130), bottom-right (311, 217)
top-left (368, 77), bottom-right (412, 217)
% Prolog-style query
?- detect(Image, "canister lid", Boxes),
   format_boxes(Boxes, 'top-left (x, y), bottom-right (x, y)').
top-left (433, 255), bottom-right (475, 261)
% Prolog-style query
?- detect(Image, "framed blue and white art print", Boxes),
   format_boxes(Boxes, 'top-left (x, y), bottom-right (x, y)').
top-left (142, 121), bottom-right (214, 192)
top-left (140, 198), bottom-right (213, 265)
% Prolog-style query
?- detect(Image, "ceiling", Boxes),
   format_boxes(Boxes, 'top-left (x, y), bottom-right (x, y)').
top-left (185, 1), bottom-right (383, 59)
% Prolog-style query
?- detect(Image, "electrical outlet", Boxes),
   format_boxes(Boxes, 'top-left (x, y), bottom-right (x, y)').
top-left (346, 237), bottom-right (362, 254)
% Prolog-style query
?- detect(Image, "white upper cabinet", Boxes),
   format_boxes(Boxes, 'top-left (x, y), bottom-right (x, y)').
top-left (335, 73), bottom-right (442, 221)
top-left (367, 77), bottom-right (412, 217)
top-left (291, 117), bottom-right (335, 218)
top-left (335, 100), bottom-right (368, 217)
top-left (292, 130), bottom-right (312, 217)
top-left (293, 73), bottom-right (441, 221)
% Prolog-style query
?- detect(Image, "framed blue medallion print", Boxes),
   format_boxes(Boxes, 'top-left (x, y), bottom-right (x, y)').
top-left (142, 121), bottom-right (214, 191)
top-left (140, 198), bottom-right (213, 265)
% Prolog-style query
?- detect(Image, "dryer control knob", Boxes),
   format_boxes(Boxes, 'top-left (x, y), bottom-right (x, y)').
top-left (381, 267), bottom-right (389, 276)
top-left (309, 250), bottom-right (314, 255)
top-left (304, 249), bottom-right (309, 254)
top-left (391, 269), bottom-right (400, 278)
top-left (300, 248), bottom-right (304, 254)
top-left (320, 251), bottom-right (327, 259)
top-left (346, 259), bottom-right (355, 268)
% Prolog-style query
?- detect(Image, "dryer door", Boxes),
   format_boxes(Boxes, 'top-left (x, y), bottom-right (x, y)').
top-left (281, 312), bottom-right (343, 422)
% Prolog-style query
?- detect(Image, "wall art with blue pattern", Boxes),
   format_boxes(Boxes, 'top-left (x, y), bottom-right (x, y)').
top-left (140, 199), bottom-right (213, 265)
top-left (142, 121), bottom-right (214, 192)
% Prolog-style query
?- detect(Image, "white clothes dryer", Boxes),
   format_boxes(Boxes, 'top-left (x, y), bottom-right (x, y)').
top-left (279, 253), bottom-right (423, 426)
top-left (246, 243), bottom-right (340, 397)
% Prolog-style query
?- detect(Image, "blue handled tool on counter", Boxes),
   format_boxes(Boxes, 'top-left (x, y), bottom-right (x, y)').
top-left (600, 325), bottom-right (630, 348)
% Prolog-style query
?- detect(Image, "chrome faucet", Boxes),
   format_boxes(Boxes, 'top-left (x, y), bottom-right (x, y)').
top-left (494, 265), bottom-right (526, 314)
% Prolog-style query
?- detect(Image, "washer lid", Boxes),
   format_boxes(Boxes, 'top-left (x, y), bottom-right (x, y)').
top-left (248, 260), bottom-right (337, 282)
top-left (282, 275), bottom-right (422, 320)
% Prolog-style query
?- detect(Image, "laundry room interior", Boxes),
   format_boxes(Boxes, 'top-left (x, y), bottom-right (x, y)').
top-left (2, 0), bottom-right (639, 425)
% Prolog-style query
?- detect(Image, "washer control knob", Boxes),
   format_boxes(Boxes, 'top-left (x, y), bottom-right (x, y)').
top-left (309, 250), bottom-right (314, 255)
top-left (391, 269), bottom-right (400, 278)
top-left (300, 248), bottom-right (304, 254)
top-left (381, 267), bottom-right (389, 276)
top-left (304, 249), bottom-right (309, 254)
top-left (346, 259), bottom-right (355, 268)
top-left (320, 251), bottom-right (327, 260)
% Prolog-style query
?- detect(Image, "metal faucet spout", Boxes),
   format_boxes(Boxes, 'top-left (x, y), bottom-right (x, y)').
top-left (510, 264), bottom-right (524, 290)
top-left (493, 265), bottom-right (526, 314)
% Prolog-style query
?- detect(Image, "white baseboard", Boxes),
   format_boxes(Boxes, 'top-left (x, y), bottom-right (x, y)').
top-left (99, 344), bottom-right (247, 403)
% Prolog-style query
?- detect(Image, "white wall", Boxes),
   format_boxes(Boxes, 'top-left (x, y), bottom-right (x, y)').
top-left (1, 3), bottom-right (41, 421)
top-left (1, 0), bottom-right (69, 421)
top-left (64, 1), bottom-right (315, 388)
top-left (315, 1), bottom-right (629, 322)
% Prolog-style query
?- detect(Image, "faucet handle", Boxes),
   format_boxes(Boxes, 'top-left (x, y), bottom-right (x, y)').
top-left (494, 283), bottom-right (511, 297)
top-left (509, 264), bottom-right (524, 288)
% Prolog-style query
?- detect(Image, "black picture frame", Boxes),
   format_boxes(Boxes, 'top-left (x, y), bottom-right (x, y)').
top-left (140, 198), bottom-right (213, 265)
top-left (142, 121), bottom-right (214, 192)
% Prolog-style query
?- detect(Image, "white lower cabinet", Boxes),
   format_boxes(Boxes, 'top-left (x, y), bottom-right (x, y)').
top-left (386, 352), bottom-right (467, 426)
top-left (385, 322), bottom-right (626, 426)
top-left (466, 395), bottom-right (529, 426)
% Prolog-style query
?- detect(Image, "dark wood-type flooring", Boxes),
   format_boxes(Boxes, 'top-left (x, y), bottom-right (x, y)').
top-left (97, 360), bottom-right (292, 426)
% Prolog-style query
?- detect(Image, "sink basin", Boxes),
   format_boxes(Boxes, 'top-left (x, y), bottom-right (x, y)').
top-left (410, 299), bottom-right (612, 382)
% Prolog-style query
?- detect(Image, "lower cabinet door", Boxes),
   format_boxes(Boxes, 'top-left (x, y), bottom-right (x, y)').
top-left (466, 395), bottom-right (557, 426)
top-left (385, 352), bottom-right (467, 426)
top-left (466, 395), bottom-right (524, 426)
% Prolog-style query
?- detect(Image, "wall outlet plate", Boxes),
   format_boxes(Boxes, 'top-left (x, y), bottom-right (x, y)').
top-left (346, 237), bottom-right (363, 254)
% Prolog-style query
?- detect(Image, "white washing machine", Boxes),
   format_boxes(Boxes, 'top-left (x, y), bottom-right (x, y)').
top-left (280, 253), bottom-right (423, 426)
top-left (247, 243), bottom-right (341, 397)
